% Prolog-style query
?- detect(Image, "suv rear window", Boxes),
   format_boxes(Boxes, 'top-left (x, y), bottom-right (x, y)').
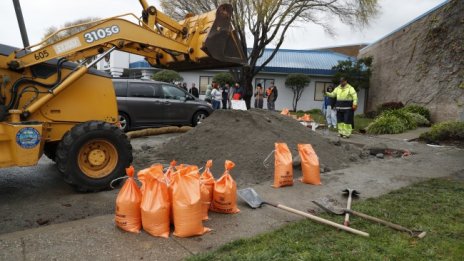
top-left (128, 82), bottom-right (156, 97)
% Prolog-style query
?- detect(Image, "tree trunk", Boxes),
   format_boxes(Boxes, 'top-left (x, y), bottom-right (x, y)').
top-left (242, 66), bottom-right (253, 110)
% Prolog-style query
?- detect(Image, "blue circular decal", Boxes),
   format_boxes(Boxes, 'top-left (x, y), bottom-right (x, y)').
top-left (16, 127), bottom-right (41, 149)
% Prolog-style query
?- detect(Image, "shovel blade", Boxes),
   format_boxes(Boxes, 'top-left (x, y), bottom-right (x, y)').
top-left (312, 197), bottom-right (346, 215)
top-left (238, 188), bottom-right (263, 209)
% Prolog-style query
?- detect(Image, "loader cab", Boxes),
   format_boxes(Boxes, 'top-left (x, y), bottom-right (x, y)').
top-left (112, 78), bottom-right (213, 131)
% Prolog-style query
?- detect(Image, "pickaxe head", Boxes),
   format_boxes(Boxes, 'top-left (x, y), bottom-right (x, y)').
top-left (342, 188), bottom-right (360, 197)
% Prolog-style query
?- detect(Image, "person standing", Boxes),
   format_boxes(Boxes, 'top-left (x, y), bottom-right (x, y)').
top-left (231, 83), bottom-right (243, 100)
top-left (189, 83), bottom-right (199, 98)
top-left (205, 84), bottom-right (213, 103)
top-left (181, 82), bottom-right (188, 92)
top-left (326, 77), bottom-right (358, 138)
top-left (322, 85), bottom-right (337, 128)
top-left (211, 83), bottom-right (222, 110)
top-left (221, 83), bottom-right (230, 109)
top-left (254, 83), bottom-right (264, 109)
top-left (267, 82), bottom-right (278, 111)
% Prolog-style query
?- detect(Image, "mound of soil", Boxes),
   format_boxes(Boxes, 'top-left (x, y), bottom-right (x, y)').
top-left (136, 110), bottom-right (358, 186)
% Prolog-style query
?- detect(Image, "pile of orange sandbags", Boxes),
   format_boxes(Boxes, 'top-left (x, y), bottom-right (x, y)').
top-left (115, 160), bottom-right (239, 238)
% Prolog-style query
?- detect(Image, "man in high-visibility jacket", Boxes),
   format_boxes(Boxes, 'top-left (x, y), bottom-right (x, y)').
top-left (326, 77), bottom-right (358, 138)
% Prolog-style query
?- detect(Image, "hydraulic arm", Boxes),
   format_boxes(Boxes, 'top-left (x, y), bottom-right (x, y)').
top-left (3, 1), bottom-right (245, 71)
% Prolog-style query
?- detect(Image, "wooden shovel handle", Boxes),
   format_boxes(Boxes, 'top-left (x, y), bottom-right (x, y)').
top-left (348, 209), bottom-right (425, 237)
top-left (276, 204), bottom-right (369, 237)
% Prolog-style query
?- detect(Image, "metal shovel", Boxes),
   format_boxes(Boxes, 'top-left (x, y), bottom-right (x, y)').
top-left (312, 197), bottom-right (426, 238)
top-left (237, 188), bottom-right (369, 237)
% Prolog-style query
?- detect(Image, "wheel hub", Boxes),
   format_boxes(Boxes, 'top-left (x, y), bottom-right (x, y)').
top-left (88, 149), bottom-right (106, 166)
top-left (78, 139), bottom-right (118, 179)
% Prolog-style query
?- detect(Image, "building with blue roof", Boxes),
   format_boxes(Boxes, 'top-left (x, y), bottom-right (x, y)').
top-left (107, 47), bottom-right (366, 113)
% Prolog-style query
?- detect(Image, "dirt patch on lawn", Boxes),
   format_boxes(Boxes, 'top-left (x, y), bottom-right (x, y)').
top-left (134, 109), bottom-right (361, 186)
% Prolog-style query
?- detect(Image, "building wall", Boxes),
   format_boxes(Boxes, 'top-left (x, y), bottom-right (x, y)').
top-left (359, 0), bottom-right (464, 122)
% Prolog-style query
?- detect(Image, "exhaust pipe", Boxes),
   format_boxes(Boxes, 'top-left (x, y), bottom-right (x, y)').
top-left (12, 0), bottom-right (30, 48)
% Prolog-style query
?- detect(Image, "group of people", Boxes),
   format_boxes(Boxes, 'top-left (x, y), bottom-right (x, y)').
top-left (204, 81), bottom-right (278, 111)
top-left (322, 77), bottom-right (358, 138)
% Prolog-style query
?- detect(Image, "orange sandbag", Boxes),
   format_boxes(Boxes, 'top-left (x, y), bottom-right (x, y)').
top-left (298, 144), bottom-right (321, 185)
top-left (141, 174), bottom-right (171, 238)
top-left (200, 183), bottom-right (211, 220)
top-left (164, 160), bottom-right (177, 183)
top-left (200, 160), bottom-right (215, 219)
top-left (211, 160), bottom-right (240, 214)
top-left (138, 164), bottom-right (165, 194)
top-left (273, 143), bottom-right (294, 188)
top-left (298, 114), bottom-right (312, 122)
top-left (171, 167), bottom-right (210, 237)
top-left (280, 108), bottom-right (290, 115)
top-left (201, 161), bottom-right (215, 200)
top-left (115, 166), bottom-right (142, 233)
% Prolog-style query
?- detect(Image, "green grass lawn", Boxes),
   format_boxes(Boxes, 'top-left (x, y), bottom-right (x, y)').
top-left (290, 110), bottom-right (373, 133)
top-left (188, 178), bottom-right (464, 261)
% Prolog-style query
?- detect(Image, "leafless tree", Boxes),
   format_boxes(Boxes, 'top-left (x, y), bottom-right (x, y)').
top-left (42, 17), bottom-right (100, 46)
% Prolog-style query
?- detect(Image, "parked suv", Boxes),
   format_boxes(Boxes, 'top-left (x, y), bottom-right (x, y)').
top-left (112, 79), bottom-right (213, 131)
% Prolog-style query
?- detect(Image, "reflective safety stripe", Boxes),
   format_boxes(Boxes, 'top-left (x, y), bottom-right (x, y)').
top-left (335, 100), bottom-right (353, 109)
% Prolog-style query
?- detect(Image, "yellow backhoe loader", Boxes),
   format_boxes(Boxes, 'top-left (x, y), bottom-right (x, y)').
top-left (0, 0), bottom-right (245, 191)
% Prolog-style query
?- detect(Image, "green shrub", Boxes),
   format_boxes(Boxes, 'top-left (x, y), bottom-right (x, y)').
top-left (406, 112), bottom-right (430, 127)
top-left (419, 121), bottom-right (464, 143)
top-left (212, 72), bottom-right (234, 86)
top-left (402, 105), bottom-right (431, 121)
top-left (381, 110), bottom-right (417, 130)
top-left (152, 69), bottom-right (183, 83)
top-left (307, 109), bottom-right (322, 114)
top-left (366, 114), bottom-right (408, 134)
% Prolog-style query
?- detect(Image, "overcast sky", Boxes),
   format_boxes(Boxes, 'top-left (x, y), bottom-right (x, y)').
top-left (0, 0), bottom-right (447, 50)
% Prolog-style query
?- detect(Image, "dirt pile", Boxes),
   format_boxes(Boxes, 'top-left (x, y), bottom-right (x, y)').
top-left (136, 110), bottom-right (358, 186)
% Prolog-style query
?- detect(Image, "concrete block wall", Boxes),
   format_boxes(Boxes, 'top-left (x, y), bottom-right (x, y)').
top-left (359, 0), bottom-right (464, 122)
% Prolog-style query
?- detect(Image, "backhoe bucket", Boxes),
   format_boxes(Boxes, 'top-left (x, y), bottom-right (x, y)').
top-left (159, 4), bottom-right (246, 71)
top-left (202, 4), bottom-right (246, 66)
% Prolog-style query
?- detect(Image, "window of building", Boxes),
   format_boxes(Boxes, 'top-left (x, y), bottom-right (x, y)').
top-left (254, 78), bottom-right (275, 97)
top-left (199, 76), bottom-right (213, 95)
top-left (314, 82), bottom-right (333, 101)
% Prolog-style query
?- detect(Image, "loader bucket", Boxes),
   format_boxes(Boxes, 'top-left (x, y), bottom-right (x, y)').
top-left (159, 4), bottom-right (246, 71)
top-left (202, 4), bottom-right (247, 66)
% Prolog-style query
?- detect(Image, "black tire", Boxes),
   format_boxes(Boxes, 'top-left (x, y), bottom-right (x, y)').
top-left (43, 142), bottom-right (58, 162)
top-left (118, 112), bottom-right (130, 132)
top-left (56, 121), bottom-right (133, 192)
top-left (192, 110), bottom-right (208, 126)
